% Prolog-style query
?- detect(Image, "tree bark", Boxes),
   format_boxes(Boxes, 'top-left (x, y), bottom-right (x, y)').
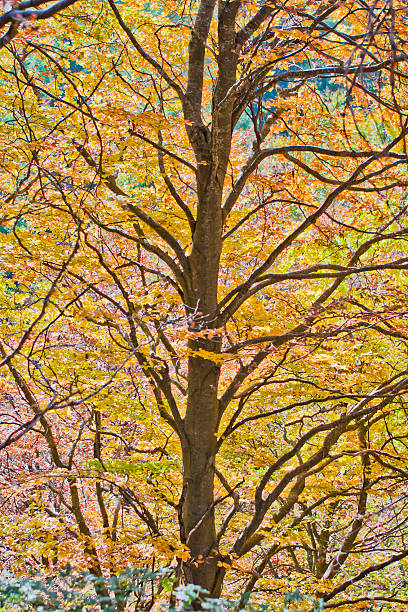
top-left (180, 1), bottom-right (240, 594)
top-left (182, 183), bottom-right (223, 593)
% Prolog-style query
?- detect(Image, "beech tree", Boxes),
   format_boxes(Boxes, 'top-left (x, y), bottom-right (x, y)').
top-left (1, 0), bottom-right (408, 608)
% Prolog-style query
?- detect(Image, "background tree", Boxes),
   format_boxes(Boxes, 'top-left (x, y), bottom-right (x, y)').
top-left (1, 0), bottom-right (408, 609)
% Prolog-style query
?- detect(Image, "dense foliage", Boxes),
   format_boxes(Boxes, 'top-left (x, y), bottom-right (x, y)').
top-left (1, 0), bottom-right (408, 609)
top-left (0, 567), bottom-right (322, 611)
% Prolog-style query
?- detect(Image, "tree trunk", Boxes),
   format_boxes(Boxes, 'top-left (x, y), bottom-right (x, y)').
top-left (183, 346), bottom-right (220, 592)
top-left (182, 184), bottom-right (223, 594)
top-left (180, 2), bottom-right (238, 593)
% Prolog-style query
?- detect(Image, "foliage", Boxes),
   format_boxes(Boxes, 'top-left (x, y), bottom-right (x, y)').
top-left (0, 0), bottom-right (408, 610)
top-left (0, 568), bottom-right (320, 611)
top-left (0, 567), bottom-right (166, 611)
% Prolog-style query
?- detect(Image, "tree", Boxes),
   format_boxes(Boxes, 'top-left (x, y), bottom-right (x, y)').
top-left (1, 0), bottom-right (408, 608)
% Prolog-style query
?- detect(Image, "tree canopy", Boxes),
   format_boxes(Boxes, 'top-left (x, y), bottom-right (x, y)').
top-left (1, 0), bottom-right (408, 609)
